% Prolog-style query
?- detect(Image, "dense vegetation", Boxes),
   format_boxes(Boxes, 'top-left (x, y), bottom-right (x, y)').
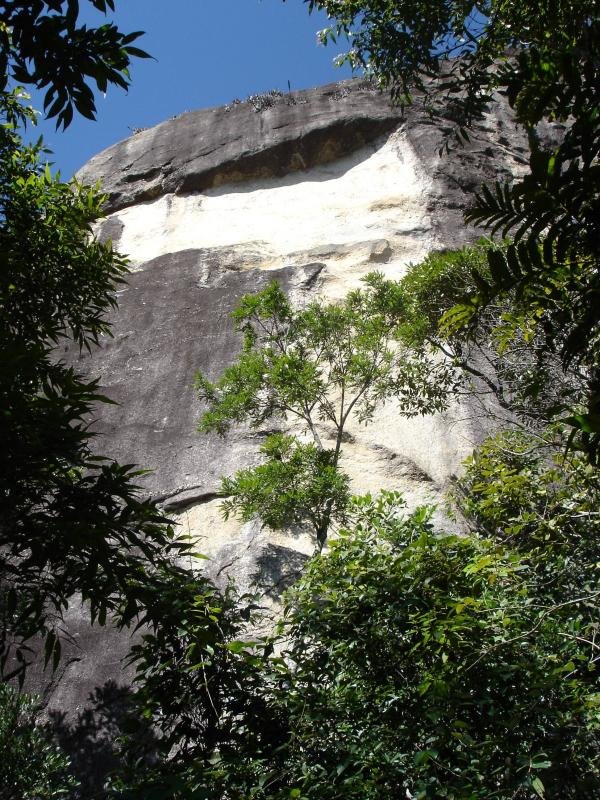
top-left (1, 1), bottom-right (599, 798)
top-left (0, 682), bottom-right (79, 799)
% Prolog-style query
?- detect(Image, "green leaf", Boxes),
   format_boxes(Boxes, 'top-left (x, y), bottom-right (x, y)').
top-left (562, 414), bottom-right (600, 434)
top-left (532, 776), bottom-right (546, 797)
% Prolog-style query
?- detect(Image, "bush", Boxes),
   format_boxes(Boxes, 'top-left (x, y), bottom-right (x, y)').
top-left (218, 492), bottom-right (600, 799)
top-left (0, 683), bottom-right (78, 799)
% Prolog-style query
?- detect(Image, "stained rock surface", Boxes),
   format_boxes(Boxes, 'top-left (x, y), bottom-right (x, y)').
top-left (36, 79), bottom-right (535, 772)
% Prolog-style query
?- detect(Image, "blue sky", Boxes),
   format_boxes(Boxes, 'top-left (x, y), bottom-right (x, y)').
top-left (29, 1), bottom-right (353, 178)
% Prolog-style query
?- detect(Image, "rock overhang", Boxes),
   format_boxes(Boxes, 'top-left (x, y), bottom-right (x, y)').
top-left (78, 76), bottom-right (532, 253)
top-left (77, 80), bottom-right (406, 213)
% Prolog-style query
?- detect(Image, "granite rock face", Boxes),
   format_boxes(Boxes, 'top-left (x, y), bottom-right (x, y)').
top-left (74, 79), bottom-right (531, 542)
top-left (38, 79), bottom-right (535, 767)
top-left (79, 80), bottom-right (530, 253)
top-left (78, 84), bottom-right (404, 210)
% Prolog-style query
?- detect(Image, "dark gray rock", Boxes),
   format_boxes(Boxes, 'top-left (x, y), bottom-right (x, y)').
top-left (404, 109), bottom-right (530, 248)
top-left (68, 250), bottom-right (324, 503)
top-left (35, 253), bottom-right (323, 792)
top-left (77, 81), bottom-right (405, 213)
top-left (76, 78), bottom-right (548, 260)
top-left (77, 78), bottom-right (534, 245)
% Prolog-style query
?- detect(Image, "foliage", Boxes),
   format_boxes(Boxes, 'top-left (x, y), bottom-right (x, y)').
top-left (308, 0), bottom-right (495, 117)
top-left (455, 428), bottom-right (600, 603)
top-left (446, 91), bottom-right (600, 454)
top-left (118, 489), bottom-right (600, 799)
top-left (0, 11), bottom-right (243, 800)
top-left (374, 243), bottom-right (589, 428)
top-left (0, 0), bottom-right (149, 128)
top-left (106, 571), bottom-right (275, 800)
top-left (308, 0), bottom-right (600, 460)
top-left (197, 279), bottom-right (453, 546)
top-left (0, 0), bottom-right (189, 688)
top-left (197, 279), bottom-right (451, 439)
top-left (238, 492), bottom-right (600, 799)
top-left (106, 446), bottom-right (600, 799)
top-left (0, 682), bottom-right (79, 799)
top-left (306, 0), bottom-right (596, 143)
top-left (0, 8), bottom-right (242, 800)
top-left (0, 105), bottom-right (194, 681)
top-left (221, 434), bottom-right (351, 549)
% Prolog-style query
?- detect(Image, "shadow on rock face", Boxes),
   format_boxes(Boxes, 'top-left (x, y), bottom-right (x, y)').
top-left (46, 679), bottom-right (156, 797)
top-left (253, 543), bottom-right (310, 599)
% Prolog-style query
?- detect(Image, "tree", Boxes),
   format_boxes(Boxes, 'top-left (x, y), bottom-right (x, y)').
top-left (259, 490), bottom-right (600, 799)
top-left (0, 5), bottom-right (267, 797)
top-left (0, 105), bottom-right (202, 680)
top-left (0, 10), bottom-right (247, 793)
top-left (220, 433), bottom-right (351, 552)
top-left (196, 280), bottom-right (453, 548)
top-left (106, 575), bottom-right (274, 800)
top-left (0, 0), bottom-right (149, 128)
top-left (306, 0), bottom-right (595, 142)
top-left (307, 0), bottom-right (600, 460)
top-left (365, 243), bottom-right (590, 434)
top-left (455, 427), bottom-right (600, 607)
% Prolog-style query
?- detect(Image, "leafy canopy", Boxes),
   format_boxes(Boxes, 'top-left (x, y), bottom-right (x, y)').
top-left (115, 484), bottom-right (600, 800)
top-left (0, 4), bottom-right (240, 794)
top-left (0, 3), bottom-right (200, 687)
top-left (220, 433), bottom-right (351, 548)
top-left (306, 0), bottom-right (595, 138)
top-left (0, 113), bottom-right (198, 680)
top-left (0, 0), bottom-right (149, 128)
top-left (456, 428), bottom-right (600, 605)
top-left (106, 574), bottom-right (272, 800)
top-left (381, 242), bottom-right (591, 430)
top-left (258, 490), bottom-right (600, 800)
top-left (0, 683), bottom-right (78, 799)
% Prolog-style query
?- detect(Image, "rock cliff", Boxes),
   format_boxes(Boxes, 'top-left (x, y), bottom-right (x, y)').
top-left (40, 79), bottom-right (533, 760)
top-left (74, 79), bottom-right (530, 576)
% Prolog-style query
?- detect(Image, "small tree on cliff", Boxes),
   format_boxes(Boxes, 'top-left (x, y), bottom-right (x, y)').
top-left (196, 279), bottom-right (453, 549)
